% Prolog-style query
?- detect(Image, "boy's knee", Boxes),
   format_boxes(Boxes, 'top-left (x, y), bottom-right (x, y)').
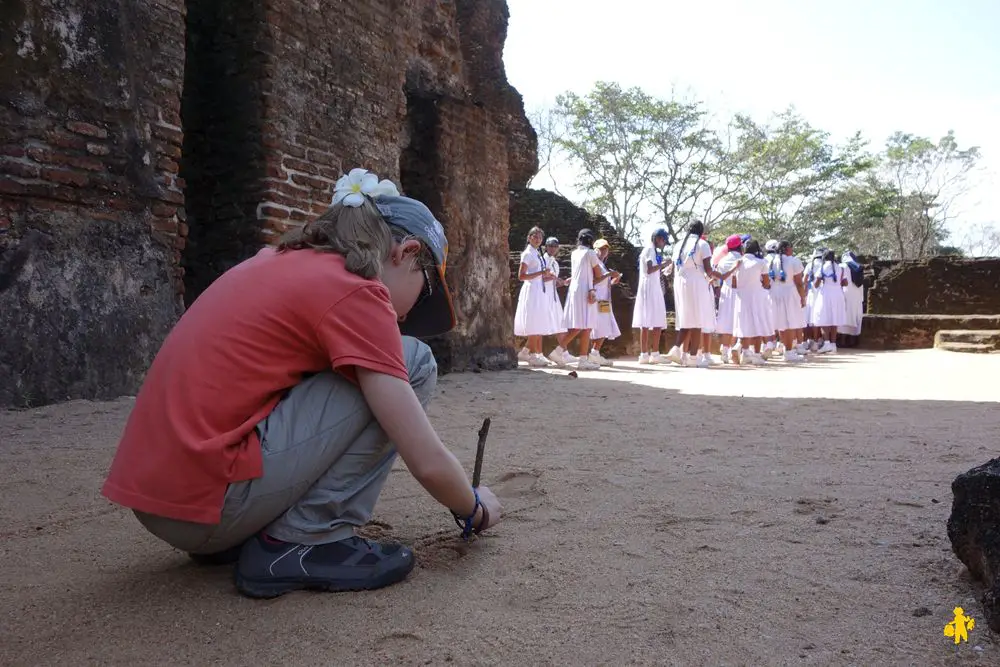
top-left (402, 336), bottom-right (437, 405)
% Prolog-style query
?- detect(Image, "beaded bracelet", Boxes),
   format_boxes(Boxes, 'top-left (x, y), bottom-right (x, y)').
top-left (452, 488), bottom-right (482, 540)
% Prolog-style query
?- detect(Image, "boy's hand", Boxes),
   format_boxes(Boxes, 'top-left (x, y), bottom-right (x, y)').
top-left (474, 485), bottom-right (503, 532)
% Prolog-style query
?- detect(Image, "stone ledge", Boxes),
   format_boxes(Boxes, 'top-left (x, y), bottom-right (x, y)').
top-left (862, 315), bottom-right (1000, 350)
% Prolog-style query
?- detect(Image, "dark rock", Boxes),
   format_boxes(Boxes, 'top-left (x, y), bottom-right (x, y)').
top-left (947, 457), bottom-right (1000, 632)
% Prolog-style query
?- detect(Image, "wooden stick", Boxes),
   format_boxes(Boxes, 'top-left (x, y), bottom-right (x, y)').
top-left (472, 417), bottom-right (491, 488)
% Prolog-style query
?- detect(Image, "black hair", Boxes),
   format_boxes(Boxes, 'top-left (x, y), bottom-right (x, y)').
top-left (821, 249), bottom-right (839, 282)
top-left (770, 241), bottom-right (791, 282)
top-left (675, 221), bottom-right (705, 267)
top-left (577, 228), bottom-right (595, 248)
top-left (744, 239), bottom-right (763, 258)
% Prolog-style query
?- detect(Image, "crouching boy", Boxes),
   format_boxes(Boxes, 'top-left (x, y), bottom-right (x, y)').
top-left (101, 169), bottom-right (502, 599)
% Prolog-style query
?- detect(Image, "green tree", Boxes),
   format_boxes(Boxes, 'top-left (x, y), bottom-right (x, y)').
top-left (879, 131), bottom-right (980, 259)
top-left (554, 82), bottom-right (679, 241)
top-left (710, 109), bottom-right (871, 249)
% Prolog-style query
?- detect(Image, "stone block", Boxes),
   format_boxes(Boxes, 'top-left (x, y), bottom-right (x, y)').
top-left (947, 458), bottom-right (1000, 632)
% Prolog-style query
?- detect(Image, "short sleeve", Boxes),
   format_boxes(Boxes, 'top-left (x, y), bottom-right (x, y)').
top-left (588, 249), bottom-right (601, 268)
top-left (696, 239), bottom-right (711, 263)
top-left (520, 248), bottom-right (531, 264)
top-left (314, 285), bottom-right (410, 384)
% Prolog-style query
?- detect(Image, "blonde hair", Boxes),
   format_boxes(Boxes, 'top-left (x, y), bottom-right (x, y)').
top-left (277, 198), bottom-right (433, 279)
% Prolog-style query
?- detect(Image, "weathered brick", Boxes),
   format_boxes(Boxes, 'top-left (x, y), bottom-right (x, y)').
top-left (27, 146), bottom-right (53, 163)
top-left (157, 157), bottom-right (180, 174)
top-left (86, 142), bottom-right (111, 156)
top-left (260, 205), bottom-right (290, 219)
top-left (0, 159), bottom-right (40, 179)
top-left (41, 168), bottom-right (89, 187)
top-left (47, 130), bottom-right (89, 150)
top-left (290, 173), bottom-right (332, 191)
top-left (153, 218), bottom-right (178, 233)
top-left (1, 145), bottom-right (26, 158)
top-left (63, 155), bottom-right (105, 172)
top-left (152, 124), bottom-right (183, 144)
top-left (66, 121), bottom-right (109, 139)
top-left (152, 202), bottom-right (177, 217)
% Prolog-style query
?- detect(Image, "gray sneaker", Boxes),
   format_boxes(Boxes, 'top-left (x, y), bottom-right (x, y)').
top-left (234, 533), bottom-right (415, 599)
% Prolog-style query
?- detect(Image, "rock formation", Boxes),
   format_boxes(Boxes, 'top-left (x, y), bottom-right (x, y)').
top-left (0, 0), bottom-right (536, 407)
top-left (947, 458), bottom-right (1000, 632)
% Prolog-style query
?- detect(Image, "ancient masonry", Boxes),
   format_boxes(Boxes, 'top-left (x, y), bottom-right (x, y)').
top-left (0, 0), bottom-right (537, 408)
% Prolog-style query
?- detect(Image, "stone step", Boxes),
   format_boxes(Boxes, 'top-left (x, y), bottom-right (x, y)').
top-left (935, 330), bottom-right (1000, 353)
top-left (862, 314), bottom-right (1000, 350)
top-left (936, 341), bottom-right (999, 354)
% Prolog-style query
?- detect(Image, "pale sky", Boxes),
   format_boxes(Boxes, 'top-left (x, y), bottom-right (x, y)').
top-left (502, 0), bottom-right (999, 248)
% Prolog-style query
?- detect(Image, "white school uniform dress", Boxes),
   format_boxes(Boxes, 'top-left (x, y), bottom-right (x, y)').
top-left (631, 245), bottom-right (667, 329)
top-left (768, 254), bottom-right (806, 331)
top-left (544, 254), bottom-right (568, 335)
top-left (803, 257), bottom-right (821, 327)
top-left (714, 251), bottom-right (742, 335)
top-left (563, 246), bottom-right (600, 330)
top-left (841, 263), bottom-right (864, 336)
top-left (811, 260), bottom-right (847, 327)
top-left (514, 245), bottom-right (559, 336)
top-left (591, 258), bottom-right (621, 340)
top-left (733, 255), bottom-right (775, 338)
top-left (671, 236), bottom-right (716, 331)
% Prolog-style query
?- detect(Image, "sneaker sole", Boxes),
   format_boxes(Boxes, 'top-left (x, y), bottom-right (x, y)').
top-left (234, 556), bottom-right (416, 599)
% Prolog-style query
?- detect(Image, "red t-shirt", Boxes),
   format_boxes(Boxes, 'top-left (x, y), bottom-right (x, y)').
top-left (101, 247), bottom-right (410, 524)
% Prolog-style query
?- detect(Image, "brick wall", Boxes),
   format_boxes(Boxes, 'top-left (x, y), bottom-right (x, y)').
top-left (866, 257), bottom-right (1000, 316)
top-left (1, 0), bottom-right (535, 407)
top-left (242, 0), bottom-right (533, 372)
top-left (0, 0), bottom-right (186, 407)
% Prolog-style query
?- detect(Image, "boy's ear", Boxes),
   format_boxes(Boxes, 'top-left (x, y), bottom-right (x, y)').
top-left (389, 239), bottom-right (422, 265)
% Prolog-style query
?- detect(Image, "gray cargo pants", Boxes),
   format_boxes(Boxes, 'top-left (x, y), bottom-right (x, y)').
top-left (134, 336), bottom-right (437, 554)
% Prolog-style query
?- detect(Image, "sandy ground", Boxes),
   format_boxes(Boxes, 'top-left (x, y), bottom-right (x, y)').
top-left (2, 348), bottom-right (999, 666)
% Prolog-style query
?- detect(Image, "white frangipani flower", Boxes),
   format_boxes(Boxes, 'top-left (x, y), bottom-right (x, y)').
top-left (332, 168), bottom-right (401, 206)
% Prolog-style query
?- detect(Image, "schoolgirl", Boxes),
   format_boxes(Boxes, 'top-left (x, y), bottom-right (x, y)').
top-left (811, 249), bottom-right (848, 353)
top-left (590, 239), bottom-right (622, 366)
top-left (767, 240), bottom-right (807, 362)
top-left (839, 250), bottom-right (865, 346)
top-left (732, 239), bottom-right (773, 365)
top-left (548, 229), bottom-right (603, 371)
top-left (631, 228), bottom-right (670, 364)
top-left (665, 221), bottom-right (724, 368)
top-left (713, 234), bottom-right (744, 364)
top-left (514, 227), bottom-right (558, 367)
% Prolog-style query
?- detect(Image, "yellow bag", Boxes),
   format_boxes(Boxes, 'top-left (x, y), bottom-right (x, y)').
top-left (597, 300), bottom-right (611, 314)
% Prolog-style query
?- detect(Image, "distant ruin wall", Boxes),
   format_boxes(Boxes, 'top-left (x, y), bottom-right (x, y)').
top-left (0, 0), bottom-right (187, 407)
top-left (866, 257), bottom-right (1000, 316)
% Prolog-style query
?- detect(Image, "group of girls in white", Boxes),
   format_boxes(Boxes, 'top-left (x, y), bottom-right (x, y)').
top-left (514, 227), bottom-right (622, 371)
top-left (514, 223), bottom-right (865, 371)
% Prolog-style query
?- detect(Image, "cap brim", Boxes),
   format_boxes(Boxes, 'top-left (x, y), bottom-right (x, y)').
top-left (398, 265), bottom-right (457, 339)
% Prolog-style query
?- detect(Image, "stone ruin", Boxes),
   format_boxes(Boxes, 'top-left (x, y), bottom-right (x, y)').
top-left (0, 0), bottom-right (537, 408)
top-left (861, 257), bottom-right (1000, 351)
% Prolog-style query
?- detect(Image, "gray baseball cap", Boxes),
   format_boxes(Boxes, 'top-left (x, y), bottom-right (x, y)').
top-left (373, 194), bottom-right (457, 339)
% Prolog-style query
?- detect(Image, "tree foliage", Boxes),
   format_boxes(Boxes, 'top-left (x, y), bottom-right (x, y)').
top-left (535, 82), bottom-right (985, 259)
